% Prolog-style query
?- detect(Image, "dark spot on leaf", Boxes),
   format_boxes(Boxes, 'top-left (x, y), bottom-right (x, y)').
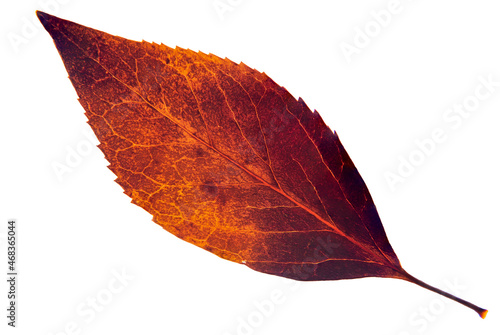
top-left (195, 147), bottom-right (205, 157)
top-left (200, 180), bottom-right (218, 196)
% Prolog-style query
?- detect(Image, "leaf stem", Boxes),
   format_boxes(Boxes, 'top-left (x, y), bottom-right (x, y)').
top-left (403, 272), bottom-right (487, 319)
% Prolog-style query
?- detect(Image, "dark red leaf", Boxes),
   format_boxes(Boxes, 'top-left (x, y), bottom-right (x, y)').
top-left (37, 11), bottom-right (487, 318)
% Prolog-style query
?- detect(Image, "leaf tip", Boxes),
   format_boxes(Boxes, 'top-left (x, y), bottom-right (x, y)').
top-left (35, 10), bottom-right (45, 18)
top-left (36, 10), bottom-right (61, 38)
top-left (36, 10), bottom-right (51, 29)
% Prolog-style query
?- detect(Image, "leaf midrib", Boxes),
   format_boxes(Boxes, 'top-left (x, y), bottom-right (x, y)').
top-left (50, 19), bottom-right (400, 271)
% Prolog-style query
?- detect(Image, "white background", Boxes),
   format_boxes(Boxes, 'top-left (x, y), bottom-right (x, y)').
top-left (1, 0), bottom-right (499, 334)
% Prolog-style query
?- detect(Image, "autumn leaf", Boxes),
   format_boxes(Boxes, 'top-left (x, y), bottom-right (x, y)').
top-left (37, 11), bottom-right (487, 318)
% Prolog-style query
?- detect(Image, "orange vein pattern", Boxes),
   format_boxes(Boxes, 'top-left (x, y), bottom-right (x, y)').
top-left (38, 11), bottom-right (487, 318)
